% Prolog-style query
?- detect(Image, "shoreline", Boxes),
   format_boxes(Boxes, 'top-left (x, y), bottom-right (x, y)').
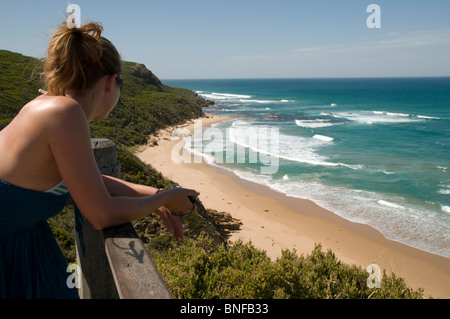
top-left (135, 114), bottom-right (450, 298)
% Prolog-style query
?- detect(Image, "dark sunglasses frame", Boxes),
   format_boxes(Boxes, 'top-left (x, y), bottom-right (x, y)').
top-left (115, 76), bottom-right (123, 87)
top-left (105, 73), bottom-right (123, 88)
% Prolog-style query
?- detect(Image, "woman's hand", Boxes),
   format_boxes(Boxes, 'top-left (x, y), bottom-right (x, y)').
top-left (163, 187), bottom-right (200, 216)
top-left (156, 206), bottom-right (184, 240)
top-left (101, 176), bottom-right (199, 239)
top-left (155, 187), bottom-right (199, 240)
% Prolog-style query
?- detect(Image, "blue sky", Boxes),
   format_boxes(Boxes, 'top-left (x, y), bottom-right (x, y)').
top-left (1, 0), bottom-right (450, 79)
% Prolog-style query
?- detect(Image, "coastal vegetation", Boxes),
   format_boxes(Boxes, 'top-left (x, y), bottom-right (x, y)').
top-left (0, 50), bottom-right (426, 299)
top-left (150, 237), bottom-right (423, 299)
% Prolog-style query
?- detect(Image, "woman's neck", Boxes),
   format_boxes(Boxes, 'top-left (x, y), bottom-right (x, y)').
top-left (65, 84), bottom-right (103, 122)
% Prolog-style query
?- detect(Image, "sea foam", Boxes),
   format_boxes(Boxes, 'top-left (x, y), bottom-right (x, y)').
top-left (313, 134), bottom-right (334, 142)
top-left (333, 111), bottom-right (425, 124)
top-left (295, 119), bottom-right (336, 128)
top-left (378, 200), bottom-right (405, 209)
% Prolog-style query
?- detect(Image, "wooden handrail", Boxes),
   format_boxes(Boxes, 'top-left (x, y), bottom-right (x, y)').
top-left (73, 138), bottom-right (173, 299)
top-left (103, 223), bottom-right (173, 299)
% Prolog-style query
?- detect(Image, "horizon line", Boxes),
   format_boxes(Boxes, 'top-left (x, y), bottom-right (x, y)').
top-left (161, 75), bottom-right (450, 81)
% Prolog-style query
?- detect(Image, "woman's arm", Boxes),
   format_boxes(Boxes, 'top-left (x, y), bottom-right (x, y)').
top-left (102, 175), bottom-right (184, 239)
top-left (102, 175), bottom-right (158, 197)
top-left (47, 100), bottom-right (198, 232)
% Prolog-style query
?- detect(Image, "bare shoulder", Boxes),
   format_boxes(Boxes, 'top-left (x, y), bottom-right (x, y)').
top-left (27, 95), bottom-right (83, 116)
top-left (24, 95), bottom-right (87, 130)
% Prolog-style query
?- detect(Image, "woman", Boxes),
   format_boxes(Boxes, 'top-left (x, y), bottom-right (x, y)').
top-left (0, 22), bottom-right (199, 298)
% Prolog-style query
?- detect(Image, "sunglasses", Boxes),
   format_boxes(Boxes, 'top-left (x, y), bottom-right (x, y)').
top-left (105, 73), bottom-right (123, 88)
top-left (115, 76), bottom-right (123, 87)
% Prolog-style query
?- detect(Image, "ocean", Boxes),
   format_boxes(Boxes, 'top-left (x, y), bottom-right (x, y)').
top-left (164, 77), bottom-right (450, 258)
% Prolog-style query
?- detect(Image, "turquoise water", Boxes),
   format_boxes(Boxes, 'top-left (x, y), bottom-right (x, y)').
top-left (164, 78), bottom-right (450, 258)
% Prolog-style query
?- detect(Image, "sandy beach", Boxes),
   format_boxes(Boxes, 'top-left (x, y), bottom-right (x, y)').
top-left (136, 114), bottom-right (450, 299)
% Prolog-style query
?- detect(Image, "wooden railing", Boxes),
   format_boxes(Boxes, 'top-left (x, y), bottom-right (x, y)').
top-left (72, 138), bottom-right (173, 299)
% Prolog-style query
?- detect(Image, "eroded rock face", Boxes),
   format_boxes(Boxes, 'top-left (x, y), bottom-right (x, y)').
top-left (131, 63), bottom-right (162, 88)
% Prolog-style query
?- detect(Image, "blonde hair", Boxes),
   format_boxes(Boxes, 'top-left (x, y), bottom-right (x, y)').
top-left (42, 21), bottom-right (121, 96)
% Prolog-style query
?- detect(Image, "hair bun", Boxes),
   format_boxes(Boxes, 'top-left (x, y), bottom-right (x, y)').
top-left (78, 22), bottom-right (103, 41)
top-left (72, 28), bottom-right (83, 41)
top-left (63, 21), bottom-right (103, 41)
top-left (43, 21), bottom-right (120, 96)
top-left (66, 22), bottom-right (104, 66)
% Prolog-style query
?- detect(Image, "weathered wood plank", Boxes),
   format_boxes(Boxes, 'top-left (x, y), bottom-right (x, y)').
top-left (103, 224), bottom-right (174, 299)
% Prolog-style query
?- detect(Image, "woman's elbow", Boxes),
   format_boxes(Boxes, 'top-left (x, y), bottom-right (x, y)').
top-left (77, 198), bottom-right (131, 230)
top-left (88, 210), bottom-right (129, 230)
top-left (90, 220), bottom-right (107, 231)
top-left (86, 215), bottom-right (108, 230)
top-left (82, 207), bottom-right (114, 230)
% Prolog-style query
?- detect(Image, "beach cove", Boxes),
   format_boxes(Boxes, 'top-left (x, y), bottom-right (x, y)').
top-left (135, 114), bottom-right (450, 299)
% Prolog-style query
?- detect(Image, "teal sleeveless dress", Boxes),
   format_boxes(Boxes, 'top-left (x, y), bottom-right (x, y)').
top-left (0, 180), bottom-right (80, 299)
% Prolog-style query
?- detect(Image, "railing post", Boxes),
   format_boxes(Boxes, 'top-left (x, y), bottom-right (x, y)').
top-left (74, 138), bottom-right (173, 299)
top-left (75, 138), bottom-right (120, 299)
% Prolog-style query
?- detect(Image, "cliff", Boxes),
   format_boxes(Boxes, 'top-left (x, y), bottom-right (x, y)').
top-left (130, 63), bottom-right (163, 88)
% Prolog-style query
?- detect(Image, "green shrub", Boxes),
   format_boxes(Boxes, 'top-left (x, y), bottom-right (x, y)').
top-left (150, 236), bottom-right (425, 299)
